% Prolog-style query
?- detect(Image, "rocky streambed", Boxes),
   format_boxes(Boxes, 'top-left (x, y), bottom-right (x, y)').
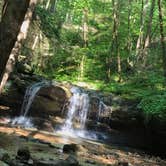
top-left (0, 124), bottom-right (166, 166)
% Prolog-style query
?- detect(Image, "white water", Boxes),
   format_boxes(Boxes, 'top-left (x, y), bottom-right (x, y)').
top-left (57, 87), bottom-right (109, 140)
top-left (97, 100), bottom-right (108, 121)
top-left (11, 116), bottom-right (33, 128)
top-left (10, 83), bottom-right (107, 140)
top-left (21, 82), bottom-right (47, 116)
top-left (11, 81), bottom-right (47, 127)
top-left (62, 87), bottom-right (89, 131)
top-left (58, 87), bottom-right (92, 138)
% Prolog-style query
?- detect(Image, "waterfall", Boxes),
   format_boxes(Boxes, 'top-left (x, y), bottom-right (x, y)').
top-left (97, 100), bottom-right (108, 121)
top-left (78, 93), bottom-right (89, 129)
top-left (62, 87), bottom-right (89, 131)
top-left (12, 81), bottom-right (47, 127)
top-left (21, 82), bottom-right (47, 116)
top-left (58, 87), bottom-right (108, 140)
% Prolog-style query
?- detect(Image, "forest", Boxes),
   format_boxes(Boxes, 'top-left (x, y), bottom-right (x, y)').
top-left (0, 0), bottom-right (166, 165)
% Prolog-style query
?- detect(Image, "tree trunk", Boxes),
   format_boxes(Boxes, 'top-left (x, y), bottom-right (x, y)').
top-left (0, 0), bottom-right (30, 80)
top-left (107, 0), bottom-right (120, 81)
top-left (127, 0), bottom-right (132, 54)
top-left (45, 0), bottom-right (51, 10)
top-left (0, 0), bottom-right (37, 93)
top-left (82, 8), bottom-right (88, 48)
top-left (141, 0), bottom-right (156, 66)
top-left (79, 8), bottom-right (88, 81)
top-left (158, 0), bottom-right (166, 78)
top-left (136, 0), bottom-right (149, 61)
top-left (144, 0), bottom-right (156, 48)
top-left (50, 0), bottom-right (57, 13)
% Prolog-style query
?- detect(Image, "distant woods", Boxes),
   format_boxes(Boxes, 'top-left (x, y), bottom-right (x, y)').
top-left (0, 0), bottom-right (165, 85)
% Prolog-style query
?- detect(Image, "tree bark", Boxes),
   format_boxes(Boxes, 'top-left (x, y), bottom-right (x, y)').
top-left (0, 0), bottom-right (30, 80)
top-left (0, 0), bottom-right (37, 93)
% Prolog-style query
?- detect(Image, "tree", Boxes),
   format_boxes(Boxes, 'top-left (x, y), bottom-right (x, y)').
top-left (107, 0), bottom-right (121, 81)
top-left (140, 0), bottom-right (156, 67)
top-left (79, 8), bottom-right (88, 81)
top-left (0, 0), bottom-right (37, 93)
top-left (144, 0), bottom-right (156, 49)
top-left (158, 0), bottom-right (166, 78)
top-left (135, 0), bottom-right (149, 64)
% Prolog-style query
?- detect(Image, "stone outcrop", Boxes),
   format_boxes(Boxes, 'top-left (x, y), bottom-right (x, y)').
top-left (0, 73), bottom-right (143, 130)
top-left (29, 85), bottom-right (71, 118)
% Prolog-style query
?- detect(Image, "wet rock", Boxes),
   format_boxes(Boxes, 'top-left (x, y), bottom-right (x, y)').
top-left (118, 161), bottom-right (129, 166)
top-left (27, 159), bottom-right (34, 165)
top-left (0, 160), bottom-right (9, 166)
top-left (85, 159), bottom-right (96, 164)
top-left (66, 155), bottom-right (79, 166)
top-left (63, 144), bottom-right (78, 154)
top-left (16, 62), bottom-right (34, 74)
top-left (0, 74), bottom-right (44, 116)
top-left (35, 119), bottom-right (54, 132)
top-left (30, 85), bottom-right (71, 118)
top-left (34, 158), bottom-right (79, 166)
top-left (1, 153), bottom-right (10, 163)
top-left (16, 147), bottom-right (30, 161)
top-left (34, 160), bottom-right (58, 166)
top-left (8, 159), bottom-right (28, 166)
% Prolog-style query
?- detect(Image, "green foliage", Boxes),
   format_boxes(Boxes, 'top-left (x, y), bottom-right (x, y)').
top-left (36, 6), bottom-right (61, 39)
top-left (138, 92), bottom-right (166, 121)
top-left (18, 0), bottom-right (166, 124)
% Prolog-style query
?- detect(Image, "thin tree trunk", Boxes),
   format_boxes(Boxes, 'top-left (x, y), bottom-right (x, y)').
top-left (158, 0), bottom-right (166, 78)
top-left (127, 0), bottom-right (132, 54)
top-left (126, 0), bottom-right (133, 69)
top-left (0, 0), bottom-right (37, 93)
top-left (50, 0), bottom-right (57, 13)
top-left (79, 8), bottom-right (88, 81)
top-left (107, 0), bottom-right (120, 81)
top-left (136, 0), bottom-right (144, 51)
top-left (144, 0), bottom-right (156, 48)
top-left (136, 0), bottom-right (149, 60)
top-left (141, 0), bottom-right (156, 67)
top-left (45, 0), bottom-right (51, 10)
top-left (32, 35), bottom-right (39, 50)
top-left (83, 8), bottom-right (88, 48)
top-left (80, 55), bottom-right (85, 80)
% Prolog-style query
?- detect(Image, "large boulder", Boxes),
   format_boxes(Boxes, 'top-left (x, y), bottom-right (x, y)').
top-left (29, 85), bottom-right (71, 118)
top-left (0, 73), bottom-right (45, 116)
top-left (0, 74), bottom-right (72, 119)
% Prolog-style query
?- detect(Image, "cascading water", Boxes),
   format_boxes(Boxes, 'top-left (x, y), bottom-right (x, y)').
top-left (58, 87), bottom-right (91, 138)
top-left (12, 81), bottom-right (47, 127)
top-left (21, 82), bottom-right (47, 116)
top-left (57, 87), bottom-right (108, 140)
top-left (97, 100), bottom-right (108, 121)
top-left (62, 87), bottom-right (89, 131)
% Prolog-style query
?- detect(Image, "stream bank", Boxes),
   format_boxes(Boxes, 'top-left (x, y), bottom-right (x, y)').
top-left (0, 125), bottom-right (166, 166)
top-left (0, 73), bottom-right (166, 163)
